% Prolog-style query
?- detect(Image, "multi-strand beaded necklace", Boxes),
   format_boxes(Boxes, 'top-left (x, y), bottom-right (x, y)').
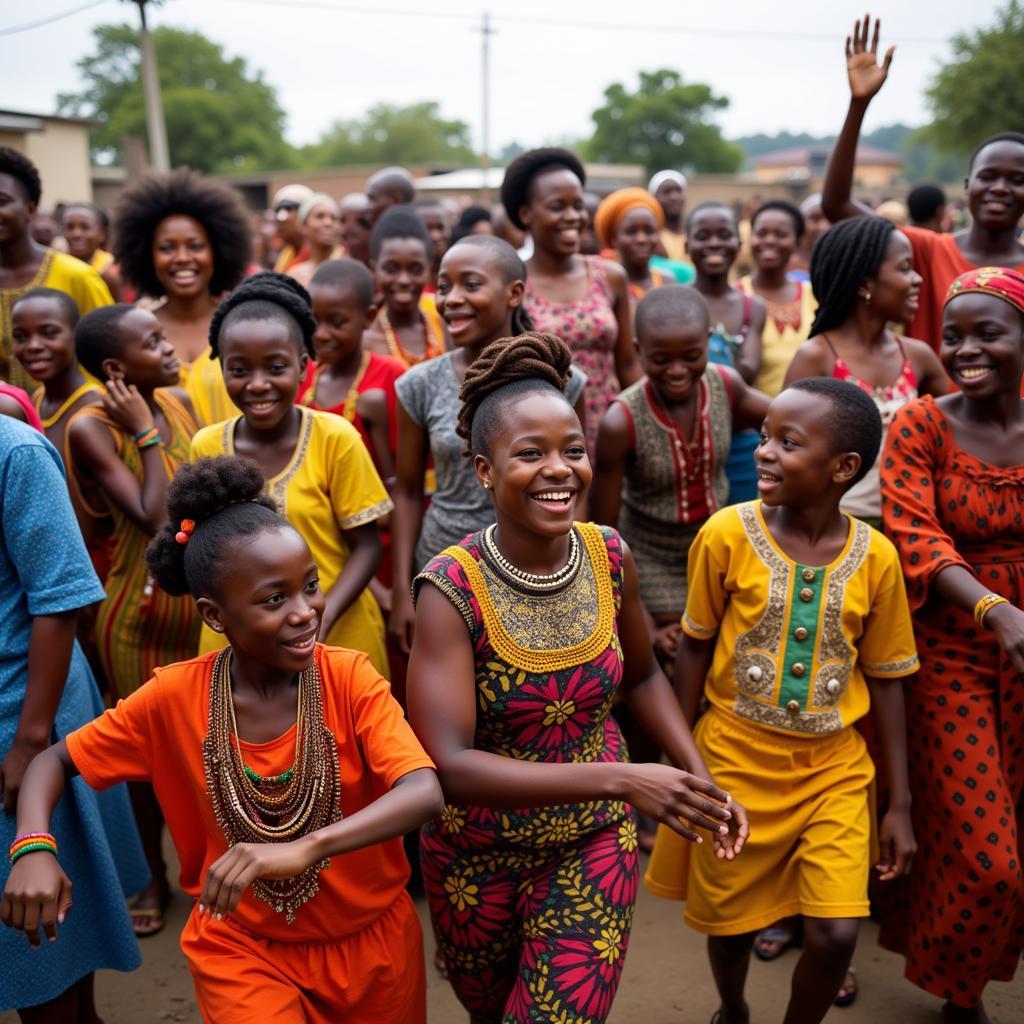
top-left (202, 648), bottom-right (341, 923)
top-left (480, 523), bottom-right (583, 593)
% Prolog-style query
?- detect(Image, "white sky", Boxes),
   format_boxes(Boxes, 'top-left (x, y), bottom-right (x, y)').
top-left (0, 0), bottom-right (1007, 154)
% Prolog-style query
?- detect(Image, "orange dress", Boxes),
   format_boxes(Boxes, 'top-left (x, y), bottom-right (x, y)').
top-left (65, 645), bottom-right (435, 1023)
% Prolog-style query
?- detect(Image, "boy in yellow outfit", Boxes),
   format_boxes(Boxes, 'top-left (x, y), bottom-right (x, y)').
top-left (646, 377), bottom-right (918, 1024)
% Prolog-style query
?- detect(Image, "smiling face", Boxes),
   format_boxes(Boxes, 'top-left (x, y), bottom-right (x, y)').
top-left (941, 292), bottom-right (1024, 397)
top-left (0, 171), bottom-right (33, 246)
top-left (863, 231), bottom-right (922, 324)
top-left (309, 283), bottom-right (372, 365)
top-left (755, 390), bottom-right (858, 507)
top-left (435, 245), bottom-right (521, 349)
top-left (476, 390), bottom-right (591, 539)
top-left (108, 307), bottom-right (180, 387)
top-left (965, 141), bottom-right (1024, 230)
top-left (616, 207), bottom-right (660, 270)
top-left (62, 205), bottom-right (105, 261)
top-left (638, 319), bottom-right (709, 405)
top-left (373, 237), bottom-right (430, 316)
top-left (750, 209), bottom-right (798, 274)
top-left (220, 316), bottom-right (307, 429)
top-left (520, 168), bottom-right (585, 257)
top-left (686, 206), bottom-right (739, 278)
top-left (153, 214), bottom-right (214, 300)
top-left (198, 526), bottom-right (324, 671)
top-left (11, 296), bottom-right (77, 382)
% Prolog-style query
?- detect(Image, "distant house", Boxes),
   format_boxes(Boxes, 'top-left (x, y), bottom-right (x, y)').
top-left (0, 109), bottom-right (98, 206)
top-left (751, 145), bottom-right (903, 190)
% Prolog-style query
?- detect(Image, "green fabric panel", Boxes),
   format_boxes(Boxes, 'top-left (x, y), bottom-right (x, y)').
top-left (778, 564), bottom-right (823, 710)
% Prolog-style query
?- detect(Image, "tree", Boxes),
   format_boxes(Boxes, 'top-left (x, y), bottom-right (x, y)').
top-left (587, 70), bottom-right (743, 175)
top-left (925, 0), bottom-right (1024, 157)
top-left (300, 103), bottom-right (475, 169)
top-left (57, 24), bottom-right (293, 172)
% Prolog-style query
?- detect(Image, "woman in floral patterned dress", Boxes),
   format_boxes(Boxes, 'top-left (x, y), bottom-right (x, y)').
top-left (407, 333), bottom-right (746, 1023)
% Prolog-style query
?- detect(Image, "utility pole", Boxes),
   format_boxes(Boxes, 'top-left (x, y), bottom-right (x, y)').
top-left (125, 0), bottom-right (170, 172)
top-left (477, 11), bottom-right (495, 202)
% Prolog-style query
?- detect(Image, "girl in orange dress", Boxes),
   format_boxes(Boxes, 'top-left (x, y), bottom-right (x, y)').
top-left (1, 456), bottom-right (443, 1024)
top-left (879, 268), bottom-right (1024, 1023)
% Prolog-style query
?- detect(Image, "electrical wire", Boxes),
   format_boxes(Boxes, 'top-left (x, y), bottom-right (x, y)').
top-left (0, 0), bottom-right (111, 38)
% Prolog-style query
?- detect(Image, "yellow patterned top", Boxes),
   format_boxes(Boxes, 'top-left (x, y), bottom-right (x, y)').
top-left (682, 501), bottom-right (918, 735)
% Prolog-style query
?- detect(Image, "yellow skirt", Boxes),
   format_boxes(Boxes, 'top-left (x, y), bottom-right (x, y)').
top-left (645, 707), bottom-right (875, 935)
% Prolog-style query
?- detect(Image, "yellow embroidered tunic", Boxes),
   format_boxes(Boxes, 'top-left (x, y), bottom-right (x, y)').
top-left (190, 407), bottom-right (393, 674)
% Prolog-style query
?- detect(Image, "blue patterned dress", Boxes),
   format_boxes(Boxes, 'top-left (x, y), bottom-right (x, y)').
top-left (0, 417), bottom-right (147, 1011)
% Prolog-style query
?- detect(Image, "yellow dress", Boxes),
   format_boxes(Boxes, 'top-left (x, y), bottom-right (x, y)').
top-left (645, 501), bottom-right (918, 934)
top-left (740, 275), bottom-right (817, 398)
top-left (190, 407), bottom-right (393, 675)
top-left (180, 349), bottom-right (236, 427)
top-left (659, 228), bottom-right (687, 263)
top-left (1, 250), bottom-right (113, 390)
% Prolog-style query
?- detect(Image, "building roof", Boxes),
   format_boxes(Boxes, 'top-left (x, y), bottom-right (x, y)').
top-left (752, 145), bottom-right (902, 168)
top-left (0, 109), bottom-right (101, 131)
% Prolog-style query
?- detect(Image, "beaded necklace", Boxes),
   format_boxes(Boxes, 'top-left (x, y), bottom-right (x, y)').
top-left (304, 351), bottom-right (369, 422)
top-left (34, 381), bottom-right (97, 429)
top-left (379, 309), bottom-right (443, 367)
top-left (202, 648), bottom-right (341, 923)
top-left (480, 524), bottom-right (582, 593)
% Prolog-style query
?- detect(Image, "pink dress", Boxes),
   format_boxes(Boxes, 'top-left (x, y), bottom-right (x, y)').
top-left (524, 256), bottom-right (618, 453)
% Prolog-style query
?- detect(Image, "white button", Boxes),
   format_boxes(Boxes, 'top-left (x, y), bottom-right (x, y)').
top-left (826, 678), bottom-right (841, 696)
top-left (747, 665), bottom-right (763, 682)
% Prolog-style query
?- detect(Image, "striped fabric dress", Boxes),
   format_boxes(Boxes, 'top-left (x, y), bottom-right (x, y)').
top-left (72, 390), bottom-right (201, 697)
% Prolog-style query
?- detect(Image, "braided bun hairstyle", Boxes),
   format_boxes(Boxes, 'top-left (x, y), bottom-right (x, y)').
top-left (457, 332), bottom-right (573, 456)
top-left (208, 271), bottom-right (317, 360)
top-left (146, 456), bottom-right (282, 599)
top-left (808, 216), bottom-right (894, 336)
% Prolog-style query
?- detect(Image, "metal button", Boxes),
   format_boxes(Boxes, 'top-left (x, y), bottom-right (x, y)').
top-left (786, 699), bottom-right (800, 714)
top-left (792, 663), bottom-right (806, 677)
top-left (794, 626), bottom-right (808, 641)
top-left (802, 568), bottom-right (817, 583)
top-left (826, 678), bottom-right (841, 696)
top-left (799, 587), bottom-right (814, 602)
top-left (747, 665), bottom-right (763, 682)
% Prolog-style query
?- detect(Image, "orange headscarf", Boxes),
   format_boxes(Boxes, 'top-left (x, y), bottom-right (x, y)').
top-left (593, 188), bottom-right (664, 249)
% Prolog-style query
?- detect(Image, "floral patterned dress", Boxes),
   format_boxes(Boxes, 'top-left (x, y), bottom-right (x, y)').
top-left (413, 522), bottom-right (638, 1023)
top-left (525, 256), bottom-right (619, 455)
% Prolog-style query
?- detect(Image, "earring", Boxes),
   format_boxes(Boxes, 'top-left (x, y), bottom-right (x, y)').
top-left (861, 291), bottom-right (872, 304)
top-left (483, 481), bottom-right (491, 490)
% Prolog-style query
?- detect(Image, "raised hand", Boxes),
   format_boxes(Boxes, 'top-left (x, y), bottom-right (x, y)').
top-left (102, 378), bottom-right (155, 436)
top-left (623, 762), bottom-right (732, 843)
top-left (845, 14), bottom-right (894, 102)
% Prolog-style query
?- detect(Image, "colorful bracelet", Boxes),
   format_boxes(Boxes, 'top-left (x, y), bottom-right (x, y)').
top-left (133, 427), bottom-right (161, 449)
top-left (974, 593), bottom-right (1009, 625)
top-left (9, 832), bottom-right (58, 865)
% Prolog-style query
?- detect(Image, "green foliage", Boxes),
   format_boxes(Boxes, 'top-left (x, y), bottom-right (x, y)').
top-left (299, 103), bottom-right (475, 169)
top-left (925, 0), bottom-right (1024, 157)
top-left (57, 24), bottom-right (292, 172)
top-left (587, 70), bottom-right (743, 175)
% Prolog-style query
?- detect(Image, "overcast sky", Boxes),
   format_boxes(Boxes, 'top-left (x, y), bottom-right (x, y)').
top-left (0, 0), bottom-right (1007, 154)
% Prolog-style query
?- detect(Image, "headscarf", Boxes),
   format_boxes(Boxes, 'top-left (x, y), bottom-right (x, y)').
top-left (945, 267), bottom-right (1024, 317)
top-left (647, 170), bottom-right (687, 195)
top-left (299, 193), bottom-right (339, 223)
top-left (593, 188), bottom-right (664, 249)
top-left (273, 183), bottom-right (313, 210)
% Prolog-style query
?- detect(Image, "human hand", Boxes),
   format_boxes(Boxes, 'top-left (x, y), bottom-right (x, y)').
top-left (622, 763), bottom-right (731, 843)
top-left (876, 807), bottom-right (916, 881)
top-left (653, 623), bottom-right (682, 662)
top-left (199, 840), bottom-right (313, 920)
top-left (985, 601), bottom-right (1024, 674)
top-left (712, 796), bottom-right (749, 861)
top-left (102, 379), bottom-right (154, 436)
top-left (0, 737), bottom-right (47, 813)
top-left (388, 591), bottom-right (416, 656)
top-left (845, 15), bottom-right (894, 103)
top-left (0, 854), bottom-right (73, 947)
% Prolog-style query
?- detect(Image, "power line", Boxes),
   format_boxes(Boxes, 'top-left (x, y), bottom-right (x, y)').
top-left (0, 0), bottom-right (110, 38)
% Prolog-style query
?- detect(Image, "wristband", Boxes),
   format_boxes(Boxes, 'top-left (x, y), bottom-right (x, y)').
top-left (133, 426), bottom-right (160, 448)
top-left (974, 593), bottom-right (1009, 625)
top-left (9, 832), bottom-right (58, 865)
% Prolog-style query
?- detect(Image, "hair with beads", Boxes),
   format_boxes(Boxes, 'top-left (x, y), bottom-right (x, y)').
top-left (112, 168), bottom-right (251, 299)
top-left (0, 146), bottom-right (42, 206)
top-left (500, 147), bottom-right (586, 231)
top-left (445, 235), bottom-right (537, 336)
top-left (457, 332), bottom-right (573, 456)
top-left (146, 457), bottom-right (285, 598)
top-left (808, 216), bottom-right (895, 336)
top-left (208, 271), bottom-right (316, 360)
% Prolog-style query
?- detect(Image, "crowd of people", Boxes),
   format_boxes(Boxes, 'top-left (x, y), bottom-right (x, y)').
top-left (0, 15), bottom-right (1022, 1024)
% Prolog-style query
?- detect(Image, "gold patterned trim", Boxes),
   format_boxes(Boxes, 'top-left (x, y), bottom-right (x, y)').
top-left (681, 612), bottom-right (717, 639)
top-left (736, 693), bottom-right (843, 735)
top-left (446, 522), bottom-right (615, 674)
top-left (861, 654), bottom-right (919, 677)
top-left (340, 497), bottom-right (394, 530)
top-left (414, 571), bottom-right (477, 634)
top-left (225, 407), bottom-right (314, 515)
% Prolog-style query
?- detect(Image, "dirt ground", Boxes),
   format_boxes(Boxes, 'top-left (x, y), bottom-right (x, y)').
top-left (3, 844), bottom-right (1022, 1024)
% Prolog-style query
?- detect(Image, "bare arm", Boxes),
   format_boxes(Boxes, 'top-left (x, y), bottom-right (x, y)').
top-left (320, 522), bottom-right (382, 639)
top-left (719, 365), bottom-right (771, 432)
top-left (821, 16), bottom-right (896, 223)
top-left (783, 336), bottom-right (833, 387)
top-left (904, 339), bottom-right (952, 397)
top-left (734, 297), bottom-right (764, 384)
top-left (605, 260), bottom-right (643, 388)
top-left (0, 394), bottom-right (28, 423)
top-left (358, 390), bottom-right (397, 485)
top-left (589, 402), bottom-right (631, 528)
top-left (673, 632), bottom-right (716, 728)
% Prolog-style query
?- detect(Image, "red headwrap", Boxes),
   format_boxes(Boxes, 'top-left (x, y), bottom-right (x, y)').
top-left (944, 266), bottom-right (1024, 317)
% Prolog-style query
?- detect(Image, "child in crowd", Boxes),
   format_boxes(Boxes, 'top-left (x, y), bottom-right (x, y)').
top-left (2, 455), bottom-right (444, 1024)
top-left (647, 378), bottom-right (919, 1024)
top-left (361, 206), bottom-right (445, 368)
top-left (67, 303), bottom-right (201, 937)
top-left (687, 202), bottom-right (767, 502)
top-left (62, 202), bottom-right (123, 301)
top-left (191, 273), bottom-right (392, 676)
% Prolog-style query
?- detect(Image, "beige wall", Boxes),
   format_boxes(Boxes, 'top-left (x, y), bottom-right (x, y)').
top-left (751, 162), bottom-right (900, 191)
top-left (0, 121), bottom-right (93, 207)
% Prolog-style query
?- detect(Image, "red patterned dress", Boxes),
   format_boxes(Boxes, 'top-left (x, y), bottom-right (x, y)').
top-left (879, 395), bottom-right (1024, 1006)
top-left (413, 522), bottom-right (638, 1023)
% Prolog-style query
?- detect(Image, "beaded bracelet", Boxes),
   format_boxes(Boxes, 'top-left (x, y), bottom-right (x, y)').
top-left (9, 832), bottom-right (58, 866)
top-left (974, 593), bottom-right (1009, 625)
top-left (133, 426), bottom-right (161, 449)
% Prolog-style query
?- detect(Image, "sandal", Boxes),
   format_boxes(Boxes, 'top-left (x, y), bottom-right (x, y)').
top-left (833, 966), bottom-right (858, 1008)
top-left (128, 904), bottom-right (166, 938)
top-left (753, 925), bottom-right (801, 961)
